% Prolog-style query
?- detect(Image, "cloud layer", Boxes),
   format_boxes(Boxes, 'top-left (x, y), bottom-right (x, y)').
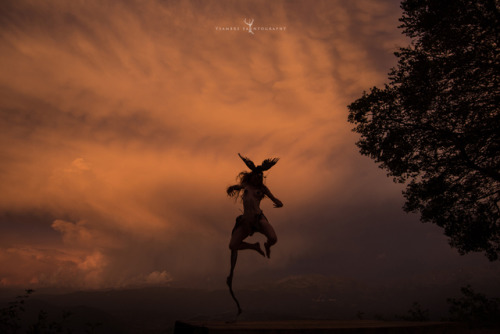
top-left (1, 0), bottom-right (498, 291)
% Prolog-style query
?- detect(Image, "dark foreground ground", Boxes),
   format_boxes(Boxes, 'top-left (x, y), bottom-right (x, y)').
top-left (174, 320), bottom-right (498, 334)
top-left (1, 276), bottom-right (499, 334)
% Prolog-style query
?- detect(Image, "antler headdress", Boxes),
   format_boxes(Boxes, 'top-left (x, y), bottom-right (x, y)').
top-left (238, 153), bottom-right (279, 173)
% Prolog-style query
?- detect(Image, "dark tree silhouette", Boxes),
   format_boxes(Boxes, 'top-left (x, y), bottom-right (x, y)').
top-left (448, 285), bottom-right (500, 327)
top-left (347, 0), bottom-right (500, 260)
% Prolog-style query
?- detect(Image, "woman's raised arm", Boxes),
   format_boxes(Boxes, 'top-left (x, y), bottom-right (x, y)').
top-left (263, 186), bottom-right (283, 208)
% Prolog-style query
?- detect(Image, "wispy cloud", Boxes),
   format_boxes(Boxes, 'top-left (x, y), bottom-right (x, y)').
top-left (3, 0), bottom-right (494, 291)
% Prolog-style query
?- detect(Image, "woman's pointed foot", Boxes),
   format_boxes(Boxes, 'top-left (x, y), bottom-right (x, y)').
top-left (264, 242), bottom-right (271, 258)
top-left (254, 243), bottom-right (265, 257)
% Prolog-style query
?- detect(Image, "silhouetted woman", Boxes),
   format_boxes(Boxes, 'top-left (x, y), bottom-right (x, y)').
top-left (226, 154), bottom-right (283, 289)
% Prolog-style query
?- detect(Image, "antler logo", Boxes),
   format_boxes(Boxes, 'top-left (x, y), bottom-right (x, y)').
top-left (243, 18), bottom-right (254, 34)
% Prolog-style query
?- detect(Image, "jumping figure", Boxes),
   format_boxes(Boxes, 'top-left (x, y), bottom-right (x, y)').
top-left (226, 153), bottom-right (283, 315)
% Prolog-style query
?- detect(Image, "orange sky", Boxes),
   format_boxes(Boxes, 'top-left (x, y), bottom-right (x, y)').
top-left (1, 0), bottom-right (499, 291)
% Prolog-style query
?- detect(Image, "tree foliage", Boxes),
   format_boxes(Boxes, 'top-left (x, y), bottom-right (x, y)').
top-left (448, 285), bottom-right (500, 327)
top-left (396, 302), bottom-right (430, 322)
top-left (347, 0), bottom-right (500, 260)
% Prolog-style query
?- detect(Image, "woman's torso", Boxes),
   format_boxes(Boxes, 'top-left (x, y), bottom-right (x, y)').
top-left (242, 185), bottom-right (265, 215)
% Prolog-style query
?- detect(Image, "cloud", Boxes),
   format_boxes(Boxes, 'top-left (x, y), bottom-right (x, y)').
top-left (0, 246), bottom-right (103, 288)
top-left (52, 220), bottom-right (93, 245)
top-left (2, 0), bottom-right (495, 293)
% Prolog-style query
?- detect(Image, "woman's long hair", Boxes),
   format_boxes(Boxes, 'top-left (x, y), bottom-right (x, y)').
top-left (227, 171), bottom-right (264, 198)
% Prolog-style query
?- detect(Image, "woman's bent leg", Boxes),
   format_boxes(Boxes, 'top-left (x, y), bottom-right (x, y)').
top-left (259, 217), bottom-right (277, 258)
top-left (229, 225), bottom-right (265, 255)
top-left (227, 225), bottom-right (265, 287)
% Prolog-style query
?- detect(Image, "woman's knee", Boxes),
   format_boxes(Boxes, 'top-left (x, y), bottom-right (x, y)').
top-left (229, 239), bottom-right (238, 251)
top-left (229, 236), bottom-right (243, 251)
top-left (268, 235), bottom-right (277, 246)
top-left (230, 223), bottom-right (250, 249)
